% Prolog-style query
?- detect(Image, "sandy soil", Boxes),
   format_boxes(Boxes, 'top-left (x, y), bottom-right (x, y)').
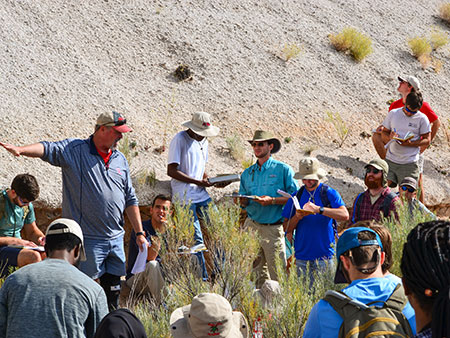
top-left (0, 0), bottom-right (449, 209)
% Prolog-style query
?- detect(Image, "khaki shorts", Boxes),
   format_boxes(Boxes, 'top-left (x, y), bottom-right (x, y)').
top-left (385, 159), bottom-right (420, 185)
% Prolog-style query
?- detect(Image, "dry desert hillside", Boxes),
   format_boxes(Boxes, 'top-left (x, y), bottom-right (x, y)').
top-left (0, 0), bottom-right (449, 220)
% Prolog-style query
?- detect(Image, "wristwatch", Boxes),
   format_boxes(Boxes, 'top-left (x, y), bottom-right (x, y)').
top-left (136, 231), bottom-right (146, 237)
top-left (319, 207), bottom-right (325, 215)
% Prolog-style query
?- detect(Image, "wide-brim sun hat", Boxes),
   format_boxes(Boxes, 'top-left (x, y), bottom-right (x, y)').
top-left (182, 112), bottom-right (220, 137)
top-left (294, 157), bottom-right (327, 180)
top-left (247, 130), bottom-right (281, 154)
top-left (170, 293), bottom-right (248, 338)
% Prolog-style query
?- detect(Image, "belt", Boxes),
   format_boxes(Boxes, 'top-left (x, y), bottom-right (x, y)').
top-left (257, 221), bottom-right (282, 226)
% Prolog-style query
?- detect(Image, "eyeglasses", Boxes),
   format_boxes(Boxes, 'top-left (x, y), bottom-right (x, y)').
top-left (404, 106), bottom-right (418, 115)
top-left (401, 186), bottom-right (415, 193)
top-left (251, 142), bottom-right (266, 147)
top-left (365, 167), bottom-right (380, 174)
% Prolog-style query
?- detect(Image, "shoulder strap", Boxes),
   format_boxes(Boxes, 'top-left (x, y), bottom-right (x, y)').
top-left (351, 192), bottom-right (364, 223)
top-left (382, 192), bottom-right (397, 218)
top-left (324, 290), bottom-right (369, 317)
top-left (385, 284), bottom-right (408, 312)
top-left (320, 184), bottom-right (331, 208)
top-left (296, 185), bottom-right (305, 201)
top-left (0, 190), bottom-right (7, 220)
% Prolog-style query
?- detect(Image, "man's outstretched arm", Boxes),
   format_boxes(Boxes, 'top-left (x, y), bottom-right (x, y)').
top-left (0, 142), bottom-right (44, 158)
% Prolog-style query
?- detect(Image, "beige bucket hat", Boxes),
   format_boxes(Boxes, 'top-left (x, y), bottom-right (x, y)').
top-left (247, 130), bottom-right (281, 154)
top-left (170, 293), bottom-right (248, 338)
top-left (294, 157), bottom-right (327, 180)
top-left (182, 112), bottom-right (220, 137)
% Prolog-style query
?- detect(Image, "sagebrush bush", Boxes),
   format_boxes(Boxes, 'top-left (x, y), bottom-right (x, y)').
top-left (329, 27), bottom-right (373, 61)
top-left (226, 134), bottom-right (246, 162)
top-left (439, 2), bottom-right (450, 22)
top-left (281, 43), bottom-right (302, 61)
top-left (408, 36), bottom-right (432, 59)
top-left (430, 27), bottom-right (449, 50)
top-left (325, 111), bottom-right (350, 147)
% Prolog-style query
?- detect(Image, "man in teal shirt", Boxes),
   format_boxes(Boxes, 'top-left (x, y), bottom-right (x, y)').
top-left (239, 130), bottom-right (298, 287)
top-left (0, 174), bottom-right (44, 275)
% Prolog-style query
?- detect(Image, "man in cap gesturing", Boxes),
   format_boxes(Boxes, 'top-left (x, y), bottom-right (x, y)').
top-left (167, 112), bottom-right (221, 280)
top-left (238, 130), bottom-right (298, 288)
top-left (0, 111), bottom-right (148, 311)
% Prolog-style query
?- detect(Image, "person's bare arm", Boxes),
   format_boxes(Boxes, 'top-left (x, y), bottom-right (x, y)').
top-left (21, 222), bottom-right (45, 245)
top-left (303, 203), bottom-right (349, 221)
top-left (381, 128), bottom-right (393, 144)
top-left (147, 236), bottom-right (160, 261)
top-left (398, 132), bottom-right (431, 148)
top-left (125, 205), bottom-right (148, 250)
top-left (0, 236), bottom-right (37, 247)
top-left (0, 142), bottom-right (44, 158)
top-left (167, 163), bottom-right (212, 187)
top-left (430, 118), bottom-right (441, 142)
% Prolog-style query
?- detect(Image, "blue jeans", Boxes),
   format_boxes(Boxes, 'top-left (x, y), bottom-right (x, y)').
top-left (296, 258), bottom-right (334, 287)
top-left (189, 198), bottom-right (213, 280)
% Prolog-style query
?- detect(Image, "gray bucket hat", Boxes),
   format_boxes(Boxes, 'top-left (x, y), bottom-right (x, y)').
top-left (294, 157), bottom-right (327, 180)
top-left (247, 130), bottom-right (281, 154)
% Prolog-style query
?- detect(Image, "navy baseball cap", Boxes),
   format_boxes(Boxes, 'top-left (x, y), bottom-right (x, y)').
top-left (334, 227), bottom-right (383, 284)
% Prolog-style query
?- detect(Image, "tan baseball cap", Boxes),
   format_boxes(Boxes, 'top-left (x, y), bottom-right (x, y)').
top-left (96, 111), bottom-right (132, 133)
top-left (45, 218), bottom-right (86, 261)
top-left (170, 293), bottom-right (248, 338)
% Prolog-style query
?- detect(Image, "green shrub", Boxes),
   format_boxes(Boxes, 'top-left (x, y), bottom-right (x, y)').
top-left (226, 134), bottom-right (246, 163)
top-left (430, 27), bottom-right (449, 50)
top-left (136, 168), bottom-right (157, 187)
top-left (439, 3), bottom-right (450, 22)
top-left (408, 36), bottom-right (432, 59)
top-left (329, 27), bottom-right (373, 61)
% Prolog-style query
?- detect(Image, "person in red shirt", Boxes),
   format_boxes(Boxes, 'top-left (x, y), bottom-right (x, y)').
top-left (372, 76), bottom-right (441, 203)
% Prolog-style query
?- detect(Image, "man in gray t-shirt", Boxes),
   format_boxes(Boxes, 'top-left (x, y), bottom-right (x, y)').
top-left (0, 218), bottom-right (108, 338)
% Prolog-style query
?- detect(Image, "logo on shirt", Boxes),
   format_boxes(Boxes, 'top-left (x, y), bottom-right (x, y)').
top-left (116, 168), bottom-right (122, 175)
top-left (408, 122), bottom-right (418, 128)
top-left (269, 174), bottom-right (277, 178)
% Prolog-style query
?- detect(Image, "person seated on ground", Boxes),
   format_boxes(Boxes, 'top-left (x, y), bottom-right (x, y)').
top-left (350, 220), bottom-right (399, 283)
top-left (351, 159), bottom-right (399, 223)
top-left (401, 220), bottom-right (450, 338)
top-left (372, 75), bottom-right (440, 203)
top-left (170, 293), bottom-right (249, 338)
top-left (0, 218), bottom-right (108, 338)
top-left (125, 194), bottom-right (171, 305)
top-left (382, 91), bottom-right (431, 188)
top-left (303, 227), bottom-right (416, 338)
top-left (94, 308), bottom-right (147, 338)
top-left (0, 174), bottom-right (44, 276)
top-left (283, 157), bottom-right (348, 283)
top-left (398, 177), bottom-right (436, 220)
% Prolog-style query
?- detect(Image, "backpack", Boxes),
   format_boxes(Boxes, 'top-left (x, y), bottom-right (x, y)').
top-left (296, 184), bottom-right (338, 236)
top-left (323, 284), bottom-right (413, 338)
top-left (351, 191), bottom-right (397, 223)
top-left (0, 189), bottom-right (30, 237)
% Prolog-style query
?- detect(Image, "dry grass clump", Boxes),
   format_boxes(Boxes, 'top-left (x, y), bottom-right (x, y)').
top-left (280, 43), bottom-right (302, 61)
top-left (329, 27), bottom-right (373, 62)
top-left (439, 2), bottom-right (450, 22)
top-left (430, 27), bottom-right (449, 50)
top-left (325, 111), bottom-right (350, 147)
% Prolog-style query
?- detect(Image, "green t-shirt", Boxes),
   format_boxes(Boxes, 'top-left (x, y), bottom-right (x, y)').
top-left (0, 190), bottom-right (36, 238)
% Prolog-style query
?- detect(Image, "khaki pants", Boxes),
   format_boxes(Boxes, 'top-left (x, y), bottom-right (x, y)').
top-left (245, 218), bottom-right (286, 288)
top-left (126, 260), bottom-right (164, 305)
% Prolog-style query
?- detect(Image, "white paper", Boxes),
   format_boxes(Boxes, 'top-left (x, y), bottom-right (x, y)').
top-left (131, 245), bottom-right (148, 274)
top-left (277, 189), bottom-right (300, 210)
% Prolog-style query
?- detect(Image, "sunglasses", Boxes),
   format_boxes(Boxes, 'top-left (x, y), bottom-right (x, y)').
top-left (404, 106), bottom-right (418, 115)
top-left (251, 142), bottom-right (267, 147)
top-left (365, 167), bottom-right (380, 174)
top-left (401, 185), bottom-right (415, 193)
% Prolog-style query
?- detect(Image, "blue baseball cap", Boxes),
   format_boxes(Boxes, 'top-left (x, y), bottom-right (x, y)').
top-left (334, 227), bottom-right (383, 284)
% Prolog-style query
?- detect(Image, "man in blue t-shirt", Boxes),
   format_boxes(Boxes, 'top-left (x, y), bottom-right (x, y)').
top-left (282, 157), bottom-right (348, 281)
top-left (125, 194), bottom-right (171, 305)
top-left (0, 174), bottom-right (44, 276)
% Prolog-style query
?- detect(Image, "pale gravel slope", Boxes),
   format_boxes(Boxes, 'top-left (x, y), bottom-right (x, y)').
top-left (0, 0), bottom-right (449, 207)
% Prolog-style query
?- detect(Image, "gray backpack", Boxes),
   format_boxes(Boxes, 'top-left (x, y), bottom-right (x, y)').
top-left (323, 284), bottom-right (413, 338)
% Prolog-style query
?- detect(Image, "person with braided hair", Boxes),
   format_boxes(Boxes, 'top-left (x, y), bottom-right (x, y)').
top-left (401, 220), bottom-right (450, 338)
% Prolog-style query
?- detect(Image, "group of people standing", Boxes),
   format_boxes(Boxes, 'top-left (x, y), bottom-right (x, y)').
top-left (0, 73), bottom-right (447, 338)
